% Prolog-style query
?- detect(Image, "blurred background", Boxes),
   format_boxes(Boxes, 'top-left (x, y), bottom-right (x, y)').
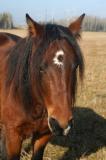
top-left (0, 0), bottom-right (106, 31)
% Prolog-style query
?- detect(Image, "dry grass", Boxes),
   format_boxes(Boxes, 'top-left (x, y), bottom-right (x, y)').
top-left (0, 30), bottom-right (106, 160)
top-left (78, 32), bottom-right (106, 118)
top-left (0, 29), bottom-right (27, 37)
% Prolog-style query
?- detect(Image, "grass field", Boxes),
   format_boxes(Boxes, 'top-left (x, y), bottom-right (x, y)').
top-left (0, 29), bottom-right (106, 160)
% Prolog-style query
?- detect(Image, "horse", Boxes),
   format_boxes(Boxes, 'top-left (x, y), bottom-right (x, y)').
top-left (0, 33), bottom-right (21, 84)
top-left (0, 32), bottom-right (21, 51)
top-left (0, 32), bottom-right (21, 128)
top-left (0, 32), bottom-right (21, 159)
top-left (0, 13), bottom-right (85, 160)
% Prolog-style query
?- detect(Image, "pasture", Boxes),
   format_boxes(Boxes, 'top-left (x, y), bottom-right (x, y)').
top-left (0, 29), bottom-right (106, 160)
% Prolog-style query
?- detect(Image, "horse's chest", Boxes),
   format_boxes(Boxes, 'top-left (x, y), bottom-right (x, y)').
top-left (17, 119), bottom-right (42, 138)
top-left (17, 117), bottom-right (48, 138)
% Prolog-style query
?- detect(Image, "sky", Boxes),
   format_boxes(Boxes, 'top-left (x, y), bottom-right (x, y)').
top-left (0, 0), bottom-right (106, 25)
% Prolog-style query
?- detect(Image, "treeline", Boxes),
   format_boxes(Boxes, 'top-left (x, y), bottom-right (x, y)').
top-left (0, 12), bottom-right (106, 32)
top-left (0, 13), bottom-right (14, 29)
top-left (83, 16), bottom-right (106, 32)
top-left (54, 16), bottom-right (106, 32)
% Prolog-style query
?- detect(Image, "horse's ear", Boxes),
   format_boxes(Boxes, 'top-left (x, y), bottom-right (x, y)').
top-left (69, 13), bottom-right (85, 38)
top-left (26, 14), bottom-right (43, 37)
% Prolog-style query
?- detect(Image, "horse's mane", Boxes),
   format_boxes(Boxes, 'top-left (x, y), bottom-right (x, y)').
top-left (6, 23), bottom-right (84, 112)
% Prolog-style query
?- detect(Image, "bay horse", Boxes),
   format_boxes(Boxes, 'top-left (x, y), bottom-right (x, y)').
top-left (0, 13), bottom-right (85, 160)
top-left (0, 32), bottom-right (21, 159)
top-left (0, 32), bottom-right (21, 129)
top-left (0, 32), bottom-right (21, 51)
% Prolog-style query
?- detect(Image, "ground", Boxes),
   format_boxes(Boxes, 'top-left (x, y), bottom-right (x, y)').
top-left (0, 29), bottom-right (106, 160)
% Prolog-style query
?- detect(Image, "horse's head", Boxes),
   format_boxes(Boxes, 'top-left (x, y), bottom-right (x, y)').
top-left (26, 14), bottom-right (85, 136)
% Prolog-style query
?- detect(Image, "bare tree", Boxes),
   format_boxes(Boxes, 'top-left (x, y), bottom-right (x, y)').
top-left (0, 13), bottom-right (14, 29)
top-left (53, 15), bottom-right (106, 32)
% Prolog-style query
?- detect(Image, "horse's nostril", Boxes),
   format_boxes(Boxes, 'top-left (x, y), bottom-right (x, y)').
top-left (48, 117), bottom-right (74, 136)
top-left (49, 117), bottom-right (58, 129)
top-left (48, 117), bottom-right (63, 136)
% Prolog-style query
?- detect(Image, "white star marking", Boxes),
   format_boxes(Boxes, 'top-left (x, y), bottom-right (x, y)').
top-left (53, 50), bottom-right (64, 67)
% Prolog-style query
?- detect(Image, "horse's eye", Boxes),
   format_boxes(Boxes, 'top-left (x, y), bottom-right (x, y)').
top-left (39, 66), bottom-right (44, 73)
top-left (39, 63), bottom-right (48, 73)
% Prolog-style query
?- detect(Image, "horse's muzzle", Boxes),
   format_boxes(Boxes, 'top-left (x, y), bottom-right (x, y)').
top-left (48, 117), bottom-right (74, 136)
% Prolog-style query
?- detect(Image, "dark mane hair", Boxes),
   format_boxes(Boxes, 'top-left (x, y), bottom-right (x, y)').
top-left (6, 23), bottom-right (84, 112)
